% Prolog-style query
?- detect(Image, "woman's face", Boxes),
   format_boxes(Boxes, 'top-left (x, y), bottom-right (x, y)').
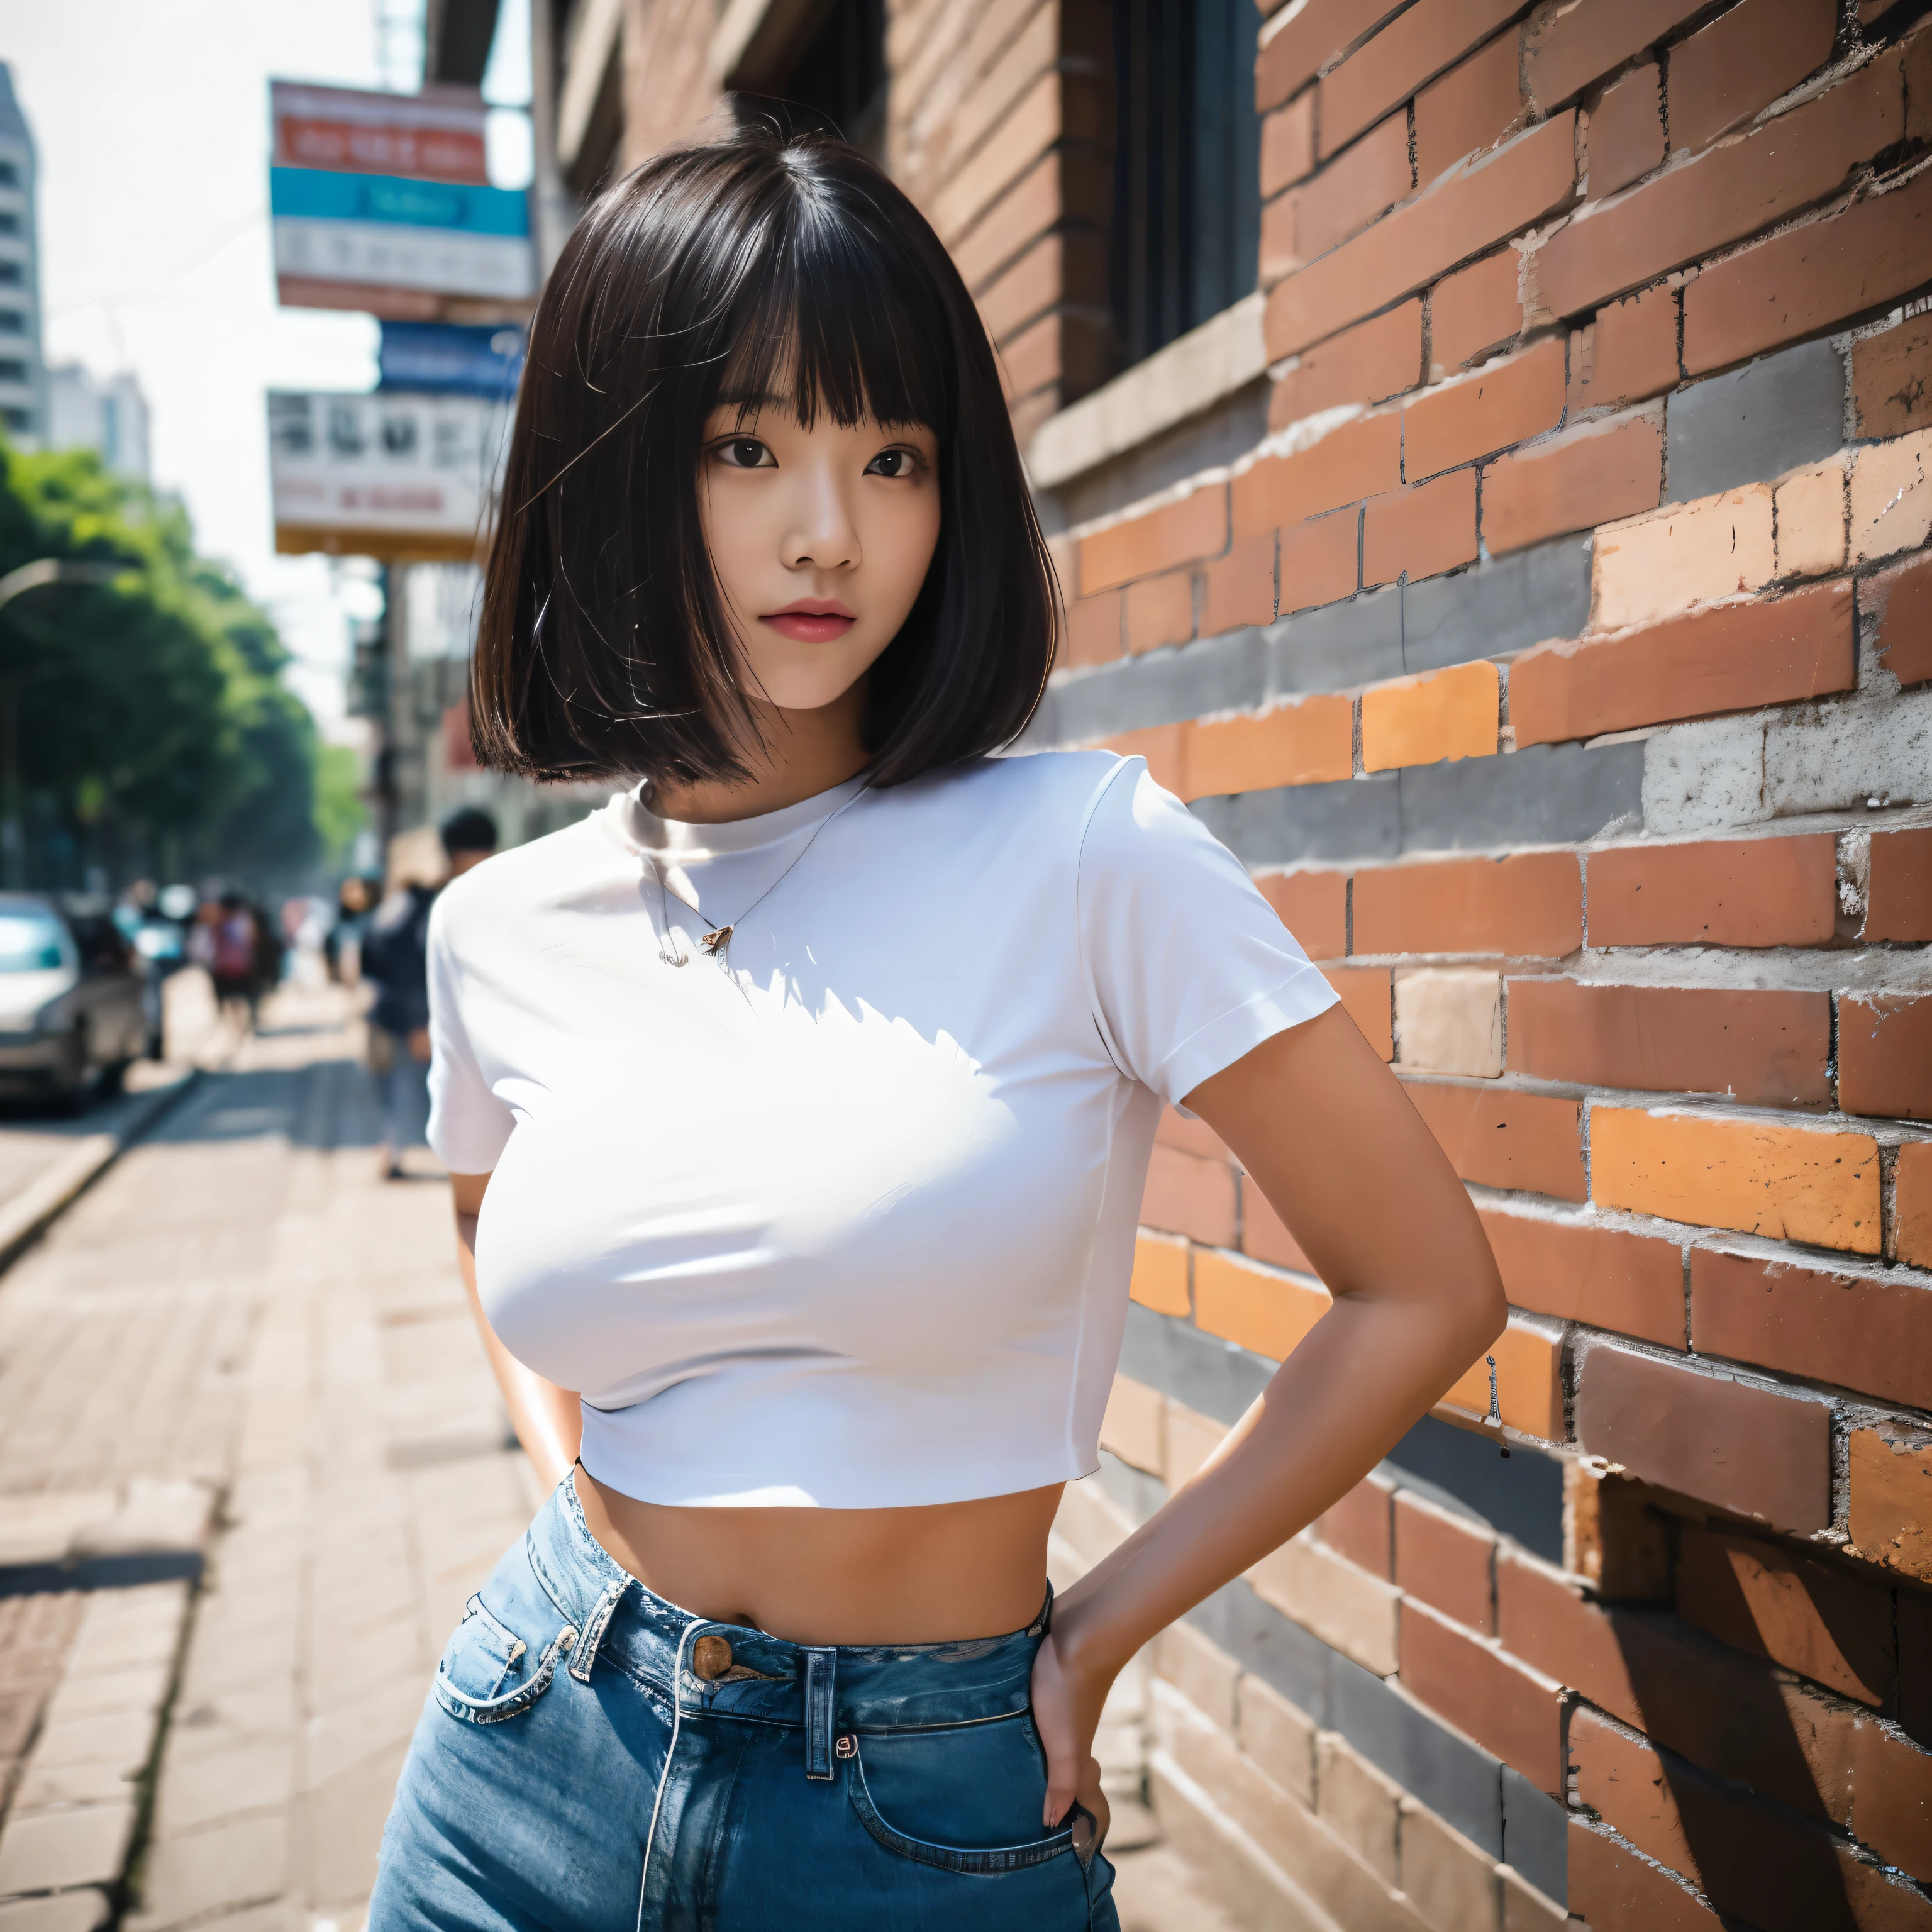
top-left (697, 397), bottom-right (941, 713)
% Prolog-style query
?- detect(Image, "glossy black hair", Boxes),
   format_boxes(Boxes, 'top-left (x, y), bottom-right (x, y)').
top-left (471, 116), bottom-right (1060, 788)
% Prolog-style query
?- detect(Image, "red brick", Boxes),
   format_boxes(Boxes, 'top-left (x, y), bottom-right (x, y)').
top-left (1692, 1246), bottom-right (1932, 1409)
top-left (1573, 1338), bottom-right (1831, 1532)
top-left (1394, 1491), bottom-right (1494, 1633)
top-left (1504, 980), bottom-right (1831, 1106)
top-left (1402, 1081), bottom-right (1585, 1199)
top-left (1253, 869), bottom-right (1347, 962)
top-left (1413, 31), bottom-right (1521, 189)
top-left (1511, 579), bottom-right (1855, 746)
top-left (1261, 91), bottom-right (1317, 199)
top-left (978, 233), bottom-right (1062, 344)
top-left (1277, 508), bottom-right (1362, 614)
top-left (1496, 1550), bottom-right (1645, 1723)
top-left (1429, 248), bottom-right (1521, 375)
top-left (1481, 408), bottom-right (1662, 555)
top-left (1479, 1208), bottom-right (1685, 1346)
top-left (1318, 1469), bottom-right (1394, 1577)
top-left (1586, 835), bottom-right (1838, 948)
top-left (1063, 590), bottom-right (1121, 668)
top-left (1201, 532), bottom-right (1275, 636)
top-left (1675, 1521), bottom-right (1895, 1706)
top-left (1080, 486), bottom-right (1228, 594)
top-left (1232, 411), bottom-right (1402, 539)
top-left (1537, 55), bottom-right (1904, 320)
top-left (1667, 0), bottom-right (1838, 156)
top-left (1403, 336), bottom-right (1567, 481)
top-left (1840, 994), bottom-right (1932, 1122)
top-left (1269, 301), bottom-right (1423, 430)
top-left (1352, 851), bottom-right (1582, 957)
top-left (1682, 162), bottom-right (1932, 376)
top-left (1902, 1143), bottom-right (1932, 1272)
top-left (1266, 114), bottom-right (1579, 362)
top-left (1867, 548), bottom-right (1932, 689)
top-left (1853, 313), bottom-right (1932, 440)
top-left (1241, 1175), bottom-right (1317, 1273)
top-left (1361, 469), bottom-right (1478, 586)
top-left (1122, 569), bottom-right (1194, 656)
top-left (1256, 0), bottom-right (1407, 113)
top-left (1567, 1819), bottom-right (1723, 1931)
top-left (1868, 828), bottom-right (1932, 943)
top-left (1139, 1142), bottom-right (1236, 1247)
top-left (1524, 0), bottom-right (1716, 113)
top-left (1588, 280), bottom-right (1680, 407)
top-left (1850, 1419), bottom-right (1932, 1580)
top-left (1593, 65), bottom-right (1664, 201)
top-left (1319, 0), bottom-right (1519, 159)
top-left (1324, 965), bottom-right (1393, 1058)
top-left (1260, 184), bottom-right (1301, 287)
top-left (1296, 110), bottom-right (1413, 260)
top-left (1400, 1597), bottom-right (1563, 1792)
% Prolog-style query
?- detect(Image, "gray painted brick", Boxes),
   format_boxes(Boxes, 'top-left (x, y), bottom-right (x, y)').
top-left (1385, 1416), bottom-right (1564, 1564)
top-left (1502, 1766), bottom-right (1569, 1907)
top-left (1028, 628), bottom-right (1268, 746)
top-left (1185, 1578), bottom-right (1336, 1726)
top-left (1095, 1449), bottom-right (1168, 1526)
top-left (1665, 338), bottom-right (1845, 502)
top-left (1192, 774), bottom-right (1402, 867)
top-left (1397, 741), bottom-right (1645, 852)
top-left (1265, 586), bottom-right (1404, 696)
top-left (1401, 538), bottom-right (1592, 674)
top-left (1119, 1302), bottom-right (1272, 1426)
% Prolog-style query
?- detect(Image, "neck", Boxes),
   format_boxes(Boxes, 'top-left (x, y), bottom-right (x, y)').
top-left (649, 680), bottom-right (869, 824)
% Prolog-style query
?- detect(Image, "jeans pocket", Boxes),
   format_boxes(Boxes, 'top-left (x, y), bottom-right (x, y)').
top-left (432, 1593), bottom-right (576, 1726)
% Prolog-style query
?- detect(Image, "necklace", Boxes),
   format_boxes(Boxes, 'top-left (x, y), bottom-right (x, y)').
top-left (650, 784), bottom-right (868, 969)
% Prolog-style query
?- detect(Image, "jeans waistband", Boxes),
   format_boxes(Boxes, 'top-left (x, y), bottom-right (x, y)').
top-left (525, 1472), bottom-right (1049, 1748)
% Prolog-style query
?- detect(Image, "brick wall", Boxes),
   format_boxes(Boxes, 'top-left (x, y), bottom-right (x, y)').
top-left (1035, 3), bottom-right (1932, 1927)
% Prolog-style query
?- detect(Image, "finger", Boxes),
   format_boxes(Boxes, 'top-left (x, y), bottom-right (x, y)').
top-left (1030, 1638), bottom-right (1080, 1828)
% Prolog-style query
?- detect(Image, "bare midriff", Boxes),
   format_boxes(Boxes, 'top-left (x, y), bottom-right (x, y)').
top-left (573, 1466), bottom-right (1065, 1646)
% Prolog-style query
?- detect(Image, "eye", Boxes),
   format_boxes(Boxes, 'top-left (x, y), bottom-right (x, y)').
top-left (864, 447), bottom-right (924, 478)
top-left (715, 437), bottom-right (775, 469)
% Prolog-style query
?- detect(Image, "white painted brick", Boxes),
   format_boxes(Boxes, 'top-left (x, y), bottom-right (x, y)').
top-left (1394, 970), bottom-right (1503, 1077)
top-left (1773, 460), bottom-right (1847, 577)
top-left (1850, 425), bottom-right (1932, 562)
top-left (1640, 716), bottom-right (1768, 835)
top-left (1764, 689), bottom-right (1932, 816)
top-left (1593, 486), bottom-right (1775, 630)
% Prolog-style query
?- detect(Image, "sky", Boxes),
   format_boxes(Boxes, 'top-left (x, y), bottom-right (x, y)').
top-left (3, 0), bottom-right (533, 733)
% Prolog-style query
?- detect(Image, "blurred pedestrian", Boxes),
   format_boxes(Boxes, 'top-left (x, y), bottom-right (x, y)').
top-left (325, 875), bottom-right (375, 985)
top-left (204, 891), bottom-right (262, 1032)
top-left (440, 806), bottom-right (497, 879)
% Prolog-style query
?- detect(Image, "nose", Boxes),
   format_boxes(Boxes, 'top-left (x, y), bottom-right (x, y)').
top-left (782, 458), bottom-right (860, 574)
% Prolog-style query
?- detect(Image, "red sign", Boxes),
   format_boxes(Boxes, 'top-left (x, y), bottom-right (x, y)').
top-left (270, 81), bottom-right (490, 187)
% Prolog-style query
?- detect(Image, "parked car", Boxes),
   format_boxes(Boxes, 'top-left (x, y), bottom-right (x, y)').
top-left (0, 894), bottom-right (148, 1109)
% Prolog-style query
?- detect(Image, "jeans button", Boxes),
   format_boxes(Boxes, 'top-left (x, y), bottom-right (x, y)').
top-left (692, 1634), bottom-right (733, 1680)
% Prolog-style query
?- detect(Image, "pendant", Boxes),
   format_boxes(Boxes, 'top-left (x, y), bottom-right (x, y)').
top-left (701, 926), bottom-right (733, 954)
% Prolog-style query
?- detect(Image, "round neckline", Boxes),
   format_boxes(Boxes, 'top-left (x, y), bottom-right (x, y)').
top-left (609, 774), bottom-right (869, 862)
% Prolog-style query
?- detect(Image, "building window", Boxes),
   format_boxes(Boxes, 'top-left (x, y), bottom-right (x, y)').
top-left (2, 407), bottom-right (30, 433)
top-left (1106, 0), bottom-right (1260, 370)
top-left (0, 360), bottom-right (23, 384)
top-left (0, 162), bottom-right (16, 188)
top-left (0, 262), bottom-right (20, 287)
top-left (0, 311), bottom-right (22, 335)
top-left (777, 0), bottom-right (887, 158)
top-left (0, 213), bottom-right (18, 236)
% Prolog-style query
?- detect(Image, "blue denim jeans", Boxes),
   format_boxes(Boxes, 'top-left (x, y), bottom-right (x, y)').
top-left (370, 1474), bottom-right (1120, 1929)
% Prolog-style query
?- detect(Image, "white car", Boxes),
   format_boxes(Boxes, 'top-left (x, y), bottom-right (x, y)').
top-left (0, 895), bottom-right (148, 1109)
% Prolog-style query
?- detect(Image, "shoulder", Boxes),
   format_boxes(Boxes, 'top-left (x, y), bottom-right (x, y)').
top-left (429, 804), bottom-right (628, 953)
top-left (875, 749), bottom-right (1140, 831)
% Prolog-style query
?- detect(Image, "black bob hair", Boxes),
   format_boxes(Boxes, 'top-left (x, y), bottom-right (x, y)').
top-left (472, 116), bottom-right (1061, 789)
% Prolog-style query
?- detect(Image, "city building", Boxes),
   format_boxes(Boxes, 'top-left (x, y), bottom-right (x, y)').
top-left (0, 62), bottom-right (47, 445)
top-left (518, 5), bottom-right (1932, 1929)
top-left (47, 364), bottom-right (151, 479)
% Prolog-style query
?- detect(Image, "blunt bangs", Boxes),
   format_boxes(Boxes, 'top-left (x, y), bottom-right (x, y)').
top-left (472, 119), bottom-right (1060, 791)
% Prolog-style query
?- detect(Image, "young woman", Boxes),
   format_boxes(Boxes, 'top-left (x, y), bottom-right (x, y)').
top-left (370, 121), bottom-right (1506, 1931)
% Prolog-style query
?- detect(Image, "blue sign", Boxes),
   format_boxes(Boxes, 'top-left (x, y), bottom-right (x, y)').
top-left (269, 166), bottom-right (530, 236)
top-left (379, 322), bottom-right (525, 399)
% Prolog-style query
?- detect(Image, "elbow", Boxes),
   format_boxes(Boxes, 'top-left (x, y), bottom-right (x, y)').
top-left (1456, 1264), bottom-right (1509, 1364)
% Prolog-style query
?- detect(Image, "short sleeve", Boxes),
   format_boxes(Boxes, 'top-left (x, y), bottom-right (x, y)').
top-left (426, 896), bottom-right (516, 1174)
top-left (1079, 758), bottom-right (1339, 1108)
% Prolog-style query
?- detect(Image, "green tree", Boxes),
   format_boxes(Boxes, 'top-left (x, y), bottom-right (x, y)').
top-left (313, 742), bottom-right (368, 870)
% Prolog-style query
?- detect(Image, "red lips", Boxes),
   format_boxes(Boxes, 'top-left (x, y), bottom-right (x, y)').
top-left (762, 599), bottom-right (856, 642)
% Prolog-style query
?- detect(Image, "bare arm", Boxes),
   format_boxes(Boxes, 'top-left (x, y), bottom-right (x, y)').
top-left (1031, 1006), bottom-right (1507, 1828)
top-left (450, 1170), bottom-right (582, 1492)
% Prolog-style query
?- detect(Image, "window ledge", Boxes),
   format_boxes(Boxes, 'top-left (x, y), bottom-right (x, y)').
top-left (1026, 291), bottom-right (1267, 491)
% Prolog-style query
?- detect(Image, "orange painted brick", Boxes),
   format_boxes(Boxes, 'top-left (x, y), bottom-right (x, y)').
top-left (1255, 0), bottom-right (1406, 113)
top-left (1124, 569), bottom-right (1194, 655)
top-left (1591, 64), bottom-right (1663, 199)
top-left (1523, 0), bottom-right (1709, 111)
top-left (1853, 312), bottom-right (1932, 440)
top-left (1232, 411), bottom-right (1402, 540)
top-left (1194, 1249), bottom-right (1331, 1363)
top-left (1360, 658), bottom-right (1497, 770)
top-left (1848, 1421), bottom-right (1932, 1581)
top-left (1478, 1208), bottom-right (1685, 1346)
top-left (1568, 1820), bottom-right (1723, 1932)
top-left (1394, 1490), bottom-right (1494, 1632)
top-left (1063, 589), bottom-right (1122, 667)
top-left (1868, 828), bottom-right (1932, 942)
top-left (1254, 869), bottom-right (1348, 962)
top-left (1184, 697), bottom-right (1353, 802)
top-left (1080, 486), bottom-right (1228, 594)
top-left (1429, 247), bottom-right (1521, 377)
top-left (1361, 469), bottom-right (1478, 586)
top-left (1587, 836), bottom-right (1837, 948)
top-left (1404, 1082), bottom-right (1586, 1199)
top-left (1840, 995), bottom-right (1932, 1122)
top-left (1269, 301), bottom-right (1423, 430)
top-left (1201, 531), bottom-right (1276, 636)
top-left (1140, 1141), bottom-right (1237, 1246)
top-left (1352, 852), bottom-right (1581, 957)
top-left (1265, 114), bottom-right (1579, 362)
top-left (1241, 1177), bottom-right (1317, 1273)
top-left (1481, 409), bottom-right (1662, 555)
top-left (1128, 1234), bottom-right (1189, 1316)
top-left (1413, 30), bottom-right (1520, 188)
top-left (1318, 0), bottom-right (1520, 159)
top-left (1587, 280), bottom-right (1680, 408)
top-left (1277, 509), bottom-right (1362, 614)
top-left (1319, 1469), bottom-right (1394, 1577)
top-left (1867, 548), bottom-right (1932, 688)
top-left (1691, 1247), bottom-right (1932, 1410)
top-left (1296, 109), bottom-right (1413, 260)
top-left (1511, 579), bottom-right (1855, 746)
top-left (1260, 90), bottom-right (1316, 199)
top-left (1099, 723), bottom-right (1185, 796)
top-left (1668, 0), bottom-right (1838, 155)
top-left (1401, 1597), bottom-right (1565, 1793)
top-left (1101, 1371), bottom-right (1165, 1474)
top-left (1506, 980), bottom-right (1832, 1106)
top-left (1323, 965), bottom-right (1393, 1058)
top-left (1589, 1108), bottom-right (1881, 1255)
top-left (1403, 336), bottom-right (1567, 481)
top-left (1441, 1314), bottom-right (1565, 1439)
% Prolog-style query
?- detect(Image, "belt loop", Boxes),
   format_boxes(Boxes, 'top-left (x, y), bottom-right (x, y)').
top-left (802, 1648), bottom-right (836, 1780)
top-left (1028, 1581), bottom-right (1054, 1638)
top-left (569, 1577), bottom-right (630, 1684)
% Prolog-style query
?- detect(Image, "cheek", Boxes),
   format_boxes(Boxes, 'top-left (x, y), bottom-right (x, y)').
top-left (879, 492), bottom-right (942, 608)
top-left (699, 482), bottom-right (762, 617)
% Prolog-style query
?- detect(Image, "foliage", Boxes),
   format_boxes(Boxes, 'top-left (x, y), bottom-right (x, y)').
top-left (0, 438), bottom-right (323, 886)
top-left (313, 741), bottom-right (368, 869)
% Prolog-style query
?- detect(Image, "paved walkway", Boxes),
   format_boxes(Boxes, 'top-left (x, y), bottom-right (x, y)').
top-left (0, 984), bottom-right (1225, 1931)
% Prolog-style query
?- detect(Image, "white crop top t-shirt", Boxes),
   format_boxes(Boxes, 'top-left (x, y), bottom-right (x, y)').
top-left (426, 750), bottom-right (1337, 1509)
